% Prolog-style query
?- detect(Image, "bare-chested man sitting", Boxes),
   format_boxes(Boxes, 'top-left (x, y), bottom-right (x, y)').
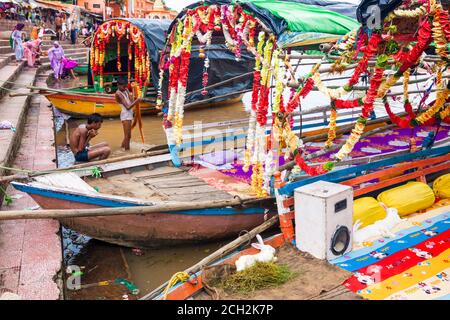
top-left (70, 113), bottom-right (111, 162)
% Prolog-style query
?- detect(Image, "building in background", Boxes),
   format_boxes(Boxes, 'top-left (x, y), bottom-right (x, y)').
top-left (78, 0), bottom-right (104, 15)
top-left (77, 0), bottom-right (177, 19)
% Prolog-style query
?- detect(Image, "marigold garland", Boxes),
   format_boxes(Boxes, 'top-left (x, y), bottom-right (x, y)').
top-left (155, 0), bottom-right (450, 198)
top-left (91, 20), bottom-right (150, 90)
top-left (335, 66), bottom-right (385, 160)
top-left (325, 107), bottom-right (338, 148)
top-left (432, 5), bottom-right (449, 59)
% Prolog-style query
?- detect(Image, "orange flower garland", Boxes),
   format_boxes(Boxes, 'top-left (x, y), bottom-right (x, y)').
top-left (91, 20), bottom-right (150, 90)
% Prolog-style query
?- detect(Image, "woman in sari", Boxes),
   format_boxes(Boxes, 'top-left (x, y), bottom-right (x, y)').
top-left (11, 23), bottom-right (24, 65)
top-left (23, 39), bottom-right (42, 67)
top-left (62, 57), bottom-right (78, 80)
top-left (48, 41), bottom-right (65, 80)
top-left (30, 24), bottom-right (39, 40)
top-left (70, 24), bottom-right (77, 45)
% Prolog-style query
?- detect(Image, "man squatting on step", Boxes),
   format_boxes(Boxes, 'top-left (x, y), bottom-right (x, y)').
top-left (70, 113), bottom-right (111, 162)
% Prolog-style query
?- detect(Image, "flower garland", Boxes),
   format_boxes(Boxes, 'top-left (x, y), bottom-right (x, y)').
top-left (91, 20), bottom-right (149, 90)
top-left (173, 16), bottom-right (194, 145)
top-left (384, 98), bottom-right (414, 128)
top-left (250, 36), bottom-right (275, 196)
top-left (155, 0), bottom-right (450, 195)
top-left (285, 64), bottom-right (319, 113)
top-left (282, 121), bottom-right (334, 176)
top-left (432, 4), bottom-right (449, 59)
top-left (243, 31), bottom-right (265, 173)
top-left (325, 107), bottom-right (338, 148)
top-left (309, 33), bottom-right (382, 100)
top-left (414, 77), bottom-right (450, 125)
top-left (440, 104), bottom-right (450, 119)
top-left (385, 4), bottom-right (428, 21)
top-left (330, 20), bottom-right (431, 161)
top-left (160, 4), bottom-right (258, 146)
top-left (335, 66), bottom-right (385, 161)
top-left (436, 7), bottom-right (450, 42)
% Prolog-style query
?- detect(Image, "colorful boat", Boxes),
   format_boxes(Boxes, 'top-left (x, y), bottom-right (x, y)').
top-left (10, 122), bottom-right (450, 248)
top-left (73, 64), bottom-right (89, 75)
top-left (134, 0), bottom-right (450, 300)
top-left (11, 152), bottom-right (274, 248)
top-left (45, 89), bottom-right (244, 118)
top-left (15, 0), bottom-right (450, 250)
top-left (142, 146), bottom-right (450, 300)
top-left (46, 18), bottom-right (254, 118)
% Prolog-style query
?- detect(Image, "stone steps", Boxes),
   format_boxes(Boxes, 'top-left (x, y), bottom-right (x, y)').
top-left (0, 45), bottom-right (12, 55)
top-left (0, 65), bottom-right (38, 178)
top-left (41, 44), bottom-right (88, 50)
top-left (0, 53), bottom-right (14, 70)
top-left (0, 69), bottom-right (62, 300)
top-left (0, 61), bottom-right (26, 100)
top-left (0, 39), bottom-right (87, 48)
top-left (0, 45), bottom-right (88, 56)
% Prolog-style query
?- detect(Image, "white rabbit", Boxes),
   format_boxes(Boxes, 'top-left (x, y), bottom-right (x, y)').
top-left (353, 205), bottom-right (403, 245)
top-left (235, 234), bottom-right (277, 272)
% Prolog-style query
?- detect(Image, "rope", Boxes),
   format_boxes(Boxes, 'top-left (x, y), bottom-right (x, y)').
top-left (162, 271), bottom-right (190, 300)
top-left (0, 164), bottom-right (101, 176)
top-left (0, 78), bottom-right (34, 88)
top-left (0, 165), bottom-right (31, 173)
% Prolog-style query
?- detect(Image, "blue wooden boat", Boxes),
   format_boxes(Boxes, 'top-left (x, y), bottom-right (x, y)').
top-left (11, 153), bottom-right (273, 248)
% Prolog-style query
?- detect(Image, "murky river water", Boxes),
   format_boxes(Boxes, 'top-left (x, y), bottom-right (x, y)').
top-left (52, 76), bottom-right (254, 299)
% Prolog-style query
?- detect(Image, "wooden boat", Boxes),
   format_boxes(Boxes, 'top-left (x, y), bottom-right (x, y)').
top-left (136, 0), bottom-right (450, 300)
top-left (73, 64), bottom-right (89, 75)
top-left (10, 120), bottom-right (450, 248)
top-left (46, 90), bottom-right (244, 118)
top-left (46, 18), bottom-right (254, 118)
top-left (46, 89), bottom-right (156, 118)
top-left (143, 146), bottom-right (450, 300)
top-left (11, 152), bottom-right (275, 248)
top-left (46, 89), bottom-right (242, 118)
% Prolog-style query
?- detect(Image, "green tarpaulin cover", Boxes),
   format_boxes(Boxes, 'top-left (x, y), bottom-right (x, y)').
top-left (176, 0), bottom-right (359, 48)
top-left (240, 0), bottom-right (359, 35)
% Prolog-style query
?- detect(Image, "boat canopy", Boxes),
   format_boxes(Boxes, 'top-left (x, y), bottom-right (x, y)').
top-left (90, 18), bottom-right (171, 94)
top-left (356, 0), bottom-right (403, 30)
top-left (90, 18), bottom-right (254, 103)
top-left (285, 0), bottom-right (358, 19)
top-left (171, 0), bottom-right (359, 48)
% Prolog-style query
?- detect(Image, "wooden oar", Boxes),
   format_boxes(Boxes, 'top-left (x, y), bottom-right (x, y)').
top-left (24, 85), bottom-right (109, 97)
top-left (140, 215), bottom-right (279, 300)
top-left (0, 148), bottom-right (169, 184)
top-left (0, 197), bottom-right (265, 221)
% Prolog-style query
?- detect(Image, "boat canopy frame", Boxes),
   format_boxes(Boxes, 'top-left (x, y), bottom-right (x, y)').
top-left (89, 18), bottom-right (171, 94)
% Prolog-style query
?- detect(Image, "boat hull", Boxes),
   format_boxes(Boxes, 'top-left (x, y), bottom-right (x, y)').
top-left (27, 193), bottom-right (269, 248)
top-left (46, 93), bottom-right (157, 118)
top-left (47, 93), bottom-right (244, 118)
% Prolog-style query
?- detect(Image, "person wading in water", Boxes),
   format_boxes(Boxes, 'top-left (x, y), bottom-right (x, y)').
top-left (115, 78), bottom-right (141, 151)
top-left (70, 113), bottom-right (111, 162)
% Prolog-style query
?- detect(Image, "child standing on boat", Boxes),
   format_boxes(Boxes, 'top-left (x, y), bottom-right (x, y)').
top-left (115, 78), bottom-right (141, 151)
top-left (70, 113), bottom-right (111, 162)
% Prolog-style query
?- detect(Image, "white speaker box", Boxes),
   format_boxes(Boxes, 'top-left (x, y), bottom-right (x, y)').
top-left (294, 181), bottom-right (353, 260)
